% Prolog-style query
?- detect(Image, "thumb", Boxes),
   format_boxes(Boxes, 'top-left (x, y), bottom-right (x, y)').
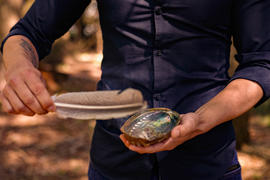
top-left (171, 113), bottom-right (197, 139)
top-left (171, 124), bottom-right (190, 139)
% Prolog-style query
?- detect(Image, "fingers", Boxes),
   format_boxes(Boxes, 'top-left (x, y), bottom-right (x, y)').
top-left (2, 67), bottom-right (55, 116)
top-left (120, 134), bottom-right (130, 147)
top-left (128, 141), bottom-right (166, 154)
top-left (0, 92), bottom-right (15, 114)
top-left (2, 85), bottom-right (34, 116)
top-left (24, 70), bottom-right (55, 112)
top-left (8, 77), bottom-right (47, 115)
top-left (120, 134), bottom-right (171, 154)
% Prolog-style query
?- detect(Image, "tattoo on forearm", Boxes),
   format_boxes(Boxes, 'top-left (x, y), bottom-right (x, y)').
top-left (19, 39), bottom-right (39, 67)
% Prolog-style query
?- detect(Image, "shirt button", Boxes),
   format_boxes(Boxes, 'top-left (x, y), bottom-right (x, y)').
top-left (155, 7), bottom-right (162, 15)
top-left (153, 94), bottom-right (161, 101)
top-left (156, 49), bottom-right (162, 56)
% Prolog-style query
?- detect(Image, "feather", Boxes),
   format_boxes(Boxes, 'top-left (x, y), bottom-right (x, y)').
top-left (53, 88), bottom-right (147, 120)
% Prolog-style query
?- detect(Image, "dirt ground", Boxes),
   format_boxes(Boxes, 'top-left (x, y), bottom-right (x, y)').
top-left (0, 53), bottom-right (269, 180)
top-left (240, 116), bottom-right (270, 180)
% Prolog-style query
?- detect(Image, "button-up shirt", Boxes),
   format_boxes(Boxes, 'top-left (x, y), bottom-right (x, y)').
top-left (2, 0), bottom-right (270, 179)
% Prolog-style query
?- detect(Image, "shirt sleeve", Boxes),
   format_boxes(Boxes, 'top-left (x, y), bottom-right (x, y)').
top-left (0, 0), bottom-right (91, 59)
top-left (231, 0), bottom-right (270, 106)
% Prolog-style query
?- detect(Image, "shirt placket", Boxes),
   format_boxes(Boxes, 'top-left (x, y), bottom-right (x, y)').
top-left (152, 1), bottom-right (164, 108)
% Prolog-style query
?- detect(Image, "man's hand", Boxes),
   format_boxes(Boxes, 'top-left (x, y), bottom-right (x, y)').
top-left (120, 79), bottom-right (263, 154)
top-left (120, 113), bottom-right (204, 154)
top-left (0, 35), bottom-right (55, 116)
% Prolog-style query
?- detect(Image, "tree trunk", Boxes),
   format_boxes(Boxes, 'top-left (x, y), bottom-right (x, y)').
top-left (232, 112), bottom-right (250, 150)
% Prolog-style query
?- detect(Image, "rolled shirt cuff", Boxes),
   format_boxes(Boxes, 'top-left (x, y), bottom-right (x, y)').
top-left (230, 51), bottom-right (270, 106)
top-left (1, 19), bottom-right (52, 60)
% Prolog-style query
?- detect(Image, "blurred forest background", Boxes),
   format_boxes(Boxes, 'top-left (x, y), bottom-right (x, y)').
top-left (0, 0), bottom-right (269, 179)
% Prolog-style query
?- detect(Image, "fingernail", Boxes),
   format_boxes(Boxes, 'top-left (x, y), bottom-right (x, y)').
top-left (48, 105), bottom-right (56, 112)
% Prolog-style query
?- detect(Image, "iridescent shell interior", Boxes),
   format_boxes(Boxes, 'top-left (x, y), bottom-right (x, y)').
top-left (121, 108), bottom-right (181, 147)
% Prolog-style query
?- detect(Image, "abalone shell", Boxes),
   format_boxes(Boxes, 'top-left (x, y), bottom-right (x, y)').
top-left (120, 108), bottom-right (181, 147)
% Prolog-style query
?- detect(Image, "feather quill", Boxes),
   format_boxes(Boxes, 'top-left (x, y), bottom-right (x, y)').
top-left (53, 88), bottom-right (147, 120)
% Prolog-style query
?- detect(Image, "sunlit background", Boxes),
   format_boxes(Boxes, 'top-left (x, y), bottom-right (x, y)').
top-left (0, 0), bottom-right (269, 179)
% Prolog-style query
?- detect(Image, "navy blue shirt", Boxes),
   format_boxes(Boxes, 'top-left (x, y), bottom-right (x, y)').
top-left (2, 0), bottom-right (270, 179)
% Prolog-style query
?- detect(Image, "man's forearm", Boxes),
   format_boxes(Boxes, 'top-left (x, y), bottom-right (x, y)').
top-left (195, 79), bottom-right (263, 133)
top-left (2, 35), bottom-right (39, 69)
top-left (1, 35), bottom-right (55, 116)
